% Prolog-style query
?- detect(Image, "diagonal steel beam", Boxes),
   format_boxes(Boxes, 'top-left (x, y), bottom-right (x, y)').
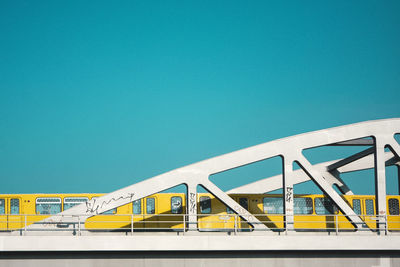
top-left (322, 169), bottom-right (353, 195)
top-left (296, 154), bottom-right (365, 229)
top-left (201, 180), bottom-right (269, 231)
top-left (388, 138), bottom-right (400, 159)
top-left (327, 147), bottom-right (375, 172)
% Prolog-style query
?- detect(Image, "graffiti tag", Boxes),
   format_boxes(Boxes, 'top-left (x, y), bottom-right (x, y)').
top-left (286, 187), bottom-right (293, 202)
top-left (86, 192), bottom-right (136, 214)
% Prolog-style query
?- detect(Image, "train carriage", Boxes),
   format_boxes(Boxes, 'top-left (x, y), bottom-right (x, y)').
top-left (0, 193), bottom-right (399, 232)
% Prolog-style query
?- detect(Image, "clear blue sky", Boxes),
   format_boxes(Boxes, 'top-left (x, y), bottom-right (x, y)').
top-left (0, 1), bottom-right (399, 195)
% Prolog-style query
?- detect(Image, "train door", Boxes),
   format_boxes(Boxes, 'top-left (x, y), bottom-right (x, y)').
top-left (350, 198), bottom-right (365, 230)
top-left (363, 198), bottom-right (376, 230)
top-left (352, 198), bottom-right (376, 230)
top-left (0, 198), bottom-right (6, 230)
top-left (387, 197), bottom-right (400, 231)
top-left (198, 195), bottom-right (212, 230)
top-left (222, 197), bottom-right (239, 231)
top-left (169, 195), bottom-right (184, 230)
top-left (132, 199), bottom-right (145, 230)
top-left (238, 197), bottom-right (251, 230)
top-left (7, 198), bottom-right (23, 230)
top-left (144, 197), bottom-right (157, 230)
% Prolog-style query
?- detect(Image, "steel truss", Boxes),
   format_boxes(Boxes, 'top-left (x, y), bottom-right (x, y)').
top-left (34, 118), bottom-right (400, 232)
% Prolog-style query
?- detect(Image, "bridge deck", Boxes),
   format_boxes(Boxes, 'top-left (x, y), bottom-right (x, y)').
top-left (1, 234), bottom-right (400, 251)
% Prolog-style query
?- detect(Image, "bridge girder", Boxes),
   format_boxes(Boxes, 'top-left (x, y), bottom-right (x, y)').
top-left (33, 118), bottom-right (400, 232)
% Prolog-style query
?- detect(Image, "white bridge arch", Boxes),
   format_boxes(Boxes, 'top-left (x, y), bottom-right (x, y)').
top-left (36, 118), bottom-right (400, 232)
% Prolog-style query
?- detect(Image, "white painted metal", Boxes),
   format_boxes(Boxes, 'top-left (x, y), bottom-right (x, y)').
top-left (283, 156), bottom-right (294, 231)
top-left (30, 118), bottom-right (400, 233)
top-left (228, 152), bottom-right (397, 194)
top-left (1, 235), bottom-right (400, 251)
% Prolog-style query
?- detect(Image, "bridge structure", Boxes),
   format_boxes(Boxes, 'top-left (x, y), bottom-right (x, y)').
top-left (1, 118), bottom-right (400, 266)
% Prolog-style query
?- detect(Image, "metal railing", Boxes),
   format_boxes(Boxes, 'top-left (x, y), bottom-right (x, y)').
top-left (0, 213), bottom-right (399, 236)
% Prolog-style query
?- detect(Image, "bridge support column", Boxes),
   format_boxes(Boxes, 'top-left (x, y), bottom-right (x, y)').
top-left (374, 138), bottom-right (387, 233)
top-left (283, 156), bottom-right (294, 232)
top-left (187, 183), bottom-right (198, 231)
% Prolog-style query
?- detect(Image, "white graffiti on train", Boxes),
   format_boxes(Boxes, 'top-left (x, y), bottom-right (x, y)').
top-left (85, 193), bottom-right (136, 214)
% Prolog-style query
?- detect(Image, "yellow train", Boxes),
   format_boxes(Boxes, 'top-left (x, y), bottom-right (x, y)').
top-left (0, 193), bottom-right (399, 231)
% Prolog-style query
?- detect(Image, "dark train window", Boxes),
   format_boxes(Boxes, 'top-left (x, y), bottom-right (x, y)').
top-left (315, 198), bottom-right (337, 215)
top-left (36, 198), bottom-right (62, 214)
top-left (63, 197), bottom-right (88, 210)
top-left (389, 198), bottom-right (400, 215)
top-left (133, 200), bottom-right (141, 214)
top-left (171, 196), bottom-right (182, 214)
top-left (263, 197), bottom-right (283, 214)
top-left (352, 199), bottom-right (362, 215)
top-left (239, 198), bottom-right (248, 211)
top-left (199, 196), bottom-right (211, 214)
top-left (365, 199), bottom-right (375, 215)
top-left (294, 197), bottom-right (313, 214)
top-left (146, 198), bottom-right (155, 214)
top-left (10, 199), bottom-right (19, 214)
top-left (0, 199), bottom-right (4, 214)
top-left (226, 206), bottom-right (234, 214)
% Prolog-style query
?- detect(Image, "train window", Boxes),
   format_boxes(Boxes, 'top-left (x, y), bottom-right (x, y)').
top-left (365, 199), bottom-right (375, 215)
top-left (226, 206), bottom-right (234, 214)
top-left (263, 197), bottom-right (283, 214)
top-left (63, 197), bottom-right (88, 210)
top-left (199, 196), bottom-right (211, 214)
top-left (0, 199), bottom-right (4, 214)
top-left (10, 199), bottom-right (19, 214)
top-left (36, 198), bottom-right (62, 214)
top-left (133, 200), bottom-right (141, 214)
top-left (294, 198), bottom-right (313, 214)
top-left (171, 196), bottom-right (182, 214)
top-left (146, 198), bottom-right (155, 214)
top-left (352, 199), bottom-right (362, 215)
top-left (315, 198), bottom-right (337, 215)
top-left (239, 198), bottom-right (248, 211)
top-left (388, 198), bottom-right (400, 215)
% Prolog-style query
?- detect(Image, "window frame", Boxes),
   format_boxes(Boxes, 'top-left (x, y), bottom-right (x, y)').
top-left (10, 198), bottom-right (20, 215)
top-left (146, 197), bottom-right (156, 215)
top-left (352, 199), bottom-right (362, 215)
top-left (199, 196), bottom-right (211, 214)
top-left (171, 196), bottom-right (183, 214)
top-left (239, 198), bottom-right (248, 211)
top-left (314, 197), bottom-right (338, 215)
top-left (388, 198), bottom-right (400, 215)
top-left (365, 199), bottom-right (375, 215)
top-left (132, 199), bottom-right (141, 215)
top-left (36, 197), bottom-right (62, 215)
top-left (263, 197), bottom-right (283, 214)
top-left (0, 198), bottom-right (5, 215)
top-left (293, 197), bottom-right (313, 215)
top-left (63, 197), bottom-right (89, 211)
